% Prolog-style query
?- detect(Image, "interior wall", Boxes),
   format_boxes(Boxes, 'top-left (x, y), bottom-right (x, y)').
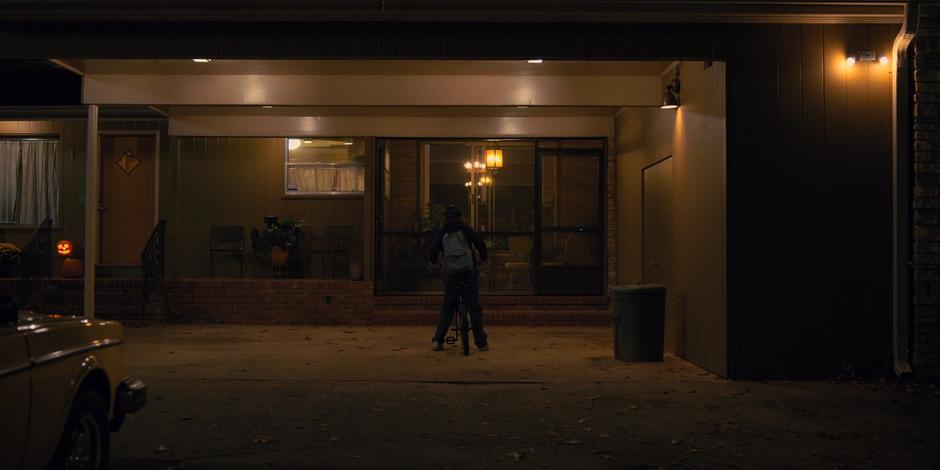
top-left (175, 137), bottom-right (367, 278)
top-left (616, 61), bottom-right (727, 376)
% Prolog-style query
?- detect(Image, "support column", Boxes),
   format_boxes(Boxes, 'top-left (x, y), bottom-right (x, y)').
top-left (84, 105), bottom-right (99, 320)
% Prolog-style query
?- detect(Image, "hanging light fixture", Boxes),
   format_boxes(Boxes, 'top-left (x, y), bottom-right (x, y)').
top-left (661, 64), bottom-right (681, 110)
top-left (485, 149), bottom-right (504, 169)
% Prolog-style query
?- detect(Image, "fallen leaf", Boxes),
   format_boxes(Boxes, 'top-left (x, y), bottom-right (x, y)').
top-left (329, 436), bottom-right (341, 445)
top-left (155, 444), bottom-right (169, 453)
top-left (507, 451), bottom-right (524, 460)
top-left (561, 440), bottom-right (581, 445)
top-left (253, 435), bottom-right (273, 444)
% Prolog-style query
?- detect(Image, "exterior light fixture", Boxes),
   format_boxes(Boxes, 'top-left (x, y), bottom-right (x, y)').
top-left (288, 138), bottom-right (302, 151)
top-left (464, 162), bottom-right (473, 170)
top-left (343, 140), bottom-right (354, 146)
top-left (847, 51), bottom-right (887, 66)
top-left (527, 59), bottom-right (544, 64)
top-left (485, 149), bottom-right (504, 169)
top-left (661, 65), bottom-right (680, 110)
top-left (192, 58), bottom-right (212, 63)
top-left (261, 105), bottom-right (274, 109)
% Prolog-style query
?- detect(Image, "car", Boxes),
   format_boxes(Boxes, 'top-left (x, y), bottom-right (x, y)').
top-left (0, 296), bottom-right (146, 470)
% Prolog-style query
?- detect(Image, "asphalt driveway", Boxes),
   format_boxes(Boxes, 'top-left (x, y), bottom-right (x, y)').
top-left (110, 325), bottom-right (939, 469)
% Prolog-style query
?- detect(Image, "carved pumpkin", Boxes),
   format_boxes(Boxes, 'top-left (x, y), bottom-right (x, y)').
top-left (57, 240), bottom-right (73, 257)
top-left (61, 258), bottom-right (84, 278)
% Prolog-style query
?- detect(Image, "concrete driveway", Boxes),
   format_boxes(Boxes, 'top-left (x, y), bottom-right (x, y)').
top-left (111, 325), bottom-right (939, 469)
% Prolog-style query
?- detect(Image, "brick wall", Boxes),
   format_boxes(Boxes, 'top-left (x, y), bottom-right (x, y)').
top-left (914, 4), bottom-right (940, 378)
top-left (0, 278), bottom-right (609, 326)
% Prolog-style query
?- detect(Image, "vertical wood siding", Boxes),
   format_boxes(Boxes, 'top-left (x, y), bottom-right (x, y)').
top-left (616, 62), bottom-right (727, 376)
top-left (175, 137), bottom-right (366, 278)
top-left (726, 24), bottom-right (896, 378)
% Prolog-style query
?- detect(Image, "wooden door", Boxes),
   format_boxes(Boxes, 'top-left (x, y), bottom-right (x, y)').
top-left (99, 135), bottom-right (156, 264)
top-left (642, 157), bottom-right (673, 284)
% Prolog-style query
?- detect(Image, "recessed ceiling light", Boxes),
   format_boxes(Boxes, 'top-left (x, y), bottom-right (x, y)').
top-left (344, 140), bottom-right (354, 146)
top-left (526, 59), bottom-right (544, 64)
top-left (192, 58), bottom-right (212, 63)
top-left (261, 105), bottom-right (274, 109)
top-left (517, 106), bottom-right (529, 109)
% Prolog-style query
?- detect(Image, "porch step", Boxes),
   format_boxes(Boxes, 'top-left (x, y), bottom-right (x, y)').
top-left (96, 264), bottom-right (142, 279)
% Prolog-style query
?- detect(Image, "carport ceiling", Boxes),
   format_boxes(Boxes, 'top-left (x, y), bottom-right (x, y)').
top-left (58, 59), bottom-right (669, 107)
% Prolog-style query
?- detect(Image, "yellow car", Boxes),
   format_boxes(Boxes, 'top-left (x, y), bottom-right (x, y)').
top-left (0, 297), bottom-right (146, 470)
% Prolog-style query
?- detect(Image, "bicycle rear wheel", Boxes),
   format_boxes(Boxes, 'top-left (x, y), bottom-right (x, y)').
top-left (459, 304), bottom-right (470, 356)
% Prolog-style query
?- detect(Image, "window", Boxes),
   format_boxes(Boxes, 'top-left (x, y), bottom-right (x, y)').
top-left (285, 138), bottom-right (365, 195)
top-left (0, 137), bottom-right (59, 224)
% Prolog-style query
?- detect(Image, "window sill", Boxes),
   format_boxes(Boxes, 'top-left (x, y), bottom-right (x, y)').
top-left (0, 224), bottom-right (62, 231)
top-left (282, 193), bottom-right (364, 200)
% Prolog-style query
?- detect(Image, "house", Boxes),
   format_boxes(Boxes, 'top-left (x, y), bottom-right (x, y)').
top-left (1, 1), bottom-right (937, 380)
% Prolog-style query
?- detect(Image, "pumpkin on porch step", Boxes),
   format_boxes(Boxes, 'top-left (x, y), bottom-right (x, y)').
top-left (61, 258), bottom-right (84, 278)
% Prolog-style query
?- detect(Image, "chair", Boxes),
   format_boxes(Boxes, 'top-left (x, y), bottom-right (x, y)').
top-left (209, 225), bottom-right (245, 278)
top-left (504, 236), bottom-right (533, 291)
top-left (310, 226), bottom-right (353, 279)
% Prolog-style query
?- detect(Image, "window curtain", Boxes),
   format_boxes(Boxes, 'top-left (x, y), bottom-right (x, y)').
top-left (0, 139), bottom-right (58, 224)
top-left (289, 166), bottom-right (364, 193)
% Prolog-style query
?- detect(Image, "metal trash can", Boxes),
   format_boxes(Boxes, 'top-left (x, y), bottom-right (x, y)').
top-left (611, 284), bottom-right (666, 361)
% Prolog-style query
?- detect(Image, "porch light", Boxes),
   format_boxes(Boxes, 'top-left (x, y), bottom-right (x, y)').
top-left (661, 65), bottom-right (680, 110)
top-left (192, 58), bottom-right (212, 63)
top-left (288, 139), bottom-right (302, 151)
top-left (485, 149), bottom-right (504, 169)
top-left (879, 55), bottom-right (890, 65)
top-left (56, 240), bottom-right (73, 257)
top-left (847, 51), bottom-right (887, 66)
top-left (846, 56), bottom-right (857, 66)
top-left (527, 59), bottom-right (544, 64)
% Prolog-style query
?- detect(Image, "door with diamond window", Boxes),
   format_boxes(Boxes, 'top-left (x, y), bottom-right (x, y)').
top-left (99, 134), bottom-right (156, 264)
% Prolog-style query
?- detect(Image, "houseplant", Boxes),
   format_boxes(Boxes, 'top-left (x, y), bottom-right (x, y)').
top-left (0, 242), bottom-right (21, 278)
top-left (250, 218), bottom-right (307, 265)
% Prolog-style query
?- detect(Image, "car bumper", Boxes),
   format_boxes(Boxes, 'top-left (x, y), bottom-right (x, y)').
top-left (117, 377), bottom-right (147, 414)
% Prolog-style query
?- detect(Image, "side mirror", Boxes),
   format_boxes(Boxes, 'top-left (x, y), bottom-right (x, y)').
top-left (0, 297), bottom-right (18, 327)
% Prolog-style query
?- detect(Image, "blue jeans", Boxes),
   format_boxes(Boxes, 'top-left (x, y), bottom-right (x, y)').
top-left (432, 270), bottom-right (488, 347)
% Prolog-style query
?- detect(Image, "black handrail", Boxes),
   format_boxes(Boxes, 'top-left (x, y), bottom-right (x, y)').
top-left (21, 218), bottom-right (52, 280)
top-left (141, 220), bottom-right (166, 303)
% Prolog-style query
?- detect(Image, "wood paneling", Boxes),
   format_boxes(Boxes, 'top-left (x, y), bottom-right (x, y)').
top-left (175, 137), bottom-right (366, 278)
top-left (726, 24), bottom-right (897, 378)
top-left (616, 61), bottom-right (727, 375)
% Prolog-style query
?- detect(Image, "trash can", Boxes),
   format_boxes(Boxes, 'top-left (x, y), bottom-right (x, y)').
top-left (611, 284), bottom-right (666, 361)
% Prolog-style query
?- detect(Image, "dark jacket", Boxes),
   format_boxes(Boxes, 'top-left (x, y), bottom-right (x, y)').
top-left (428, 220), bottom-right (488, 265)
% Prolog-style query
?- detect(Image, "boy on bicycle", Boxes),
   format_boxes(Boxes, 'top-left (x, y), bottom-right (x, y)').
top-left (428, 205), bottom-right (489, 352)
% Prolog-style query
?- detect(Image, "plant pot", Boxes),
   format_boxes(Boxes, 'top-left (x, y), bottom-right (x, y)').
top-left (61, 258), bottom-right (84, 278)
top-left (271, 247), bottom-right (289, 265)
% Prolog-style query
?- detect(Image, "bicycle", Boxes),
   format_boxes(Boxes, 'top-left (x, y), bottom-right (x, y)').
top-left (444, 278), bottom-right (472, 356)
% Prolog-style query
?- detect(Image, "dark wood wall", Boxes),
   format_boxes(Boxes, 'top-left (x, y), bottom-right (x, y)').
top-left (726, 24), bottom-right (897, 378)
top-left (175, 137), bottom-right (366, 278)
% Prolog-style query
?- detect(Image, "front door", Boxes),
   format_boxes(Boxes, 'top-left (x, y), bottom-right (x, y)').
top-left (642, 157), bottom-right (673, 284)
top-left (536, 148), bottom-right (605, 295)
top-left (99, 134), bottom-right (156, 264)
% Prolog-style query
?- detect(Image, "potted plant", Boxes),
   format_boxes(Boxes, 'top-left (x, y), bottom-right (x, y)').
top-left (0, 242), bottom-right (20, 278)
top-left (250, 217), bottom-right (307, 266)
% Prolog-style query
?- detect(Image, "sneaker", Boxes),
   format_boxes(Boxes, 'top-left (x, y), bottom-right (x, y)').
top-left (477, 345), bottom-right (489, 352)
top-left (432, 340), bottom-right (443, 351)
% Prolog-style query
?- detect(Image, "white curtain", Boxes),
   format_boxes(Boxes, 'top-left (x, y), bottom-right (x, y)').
top-left (289, 166), bottom-right (364, 193)
top-left (0, 141), bottom-right (18, 223)
top-left (0, 139), bottom-right (58, 224)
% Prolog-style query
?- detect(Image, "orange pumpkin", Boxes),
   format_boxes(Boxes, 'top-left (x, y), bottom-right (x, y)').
top-left (56, 240), bottom-right (73, 257)
top-left (61, 258), bottom-right (84, 278)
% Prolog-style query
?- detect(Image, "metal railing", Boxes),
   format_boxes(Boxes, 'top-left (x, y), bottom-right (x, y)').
top-left (19, 219), bottom-right (52, 309)
top-left (141, 220), bottom-right (166, 303)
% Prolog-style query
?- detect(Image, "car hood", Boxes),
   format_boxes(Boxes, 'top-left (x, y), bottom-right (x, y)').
top-left (16, 312), bottom-right (125, 363)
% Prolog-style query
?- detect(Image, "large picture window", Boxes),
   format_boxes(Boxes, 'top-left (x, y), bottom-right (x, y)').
top-left (285, 138), bottom-right (365, 195)
top-left (0, 137), bottom-right (59, 225)
top-left (376, 138), bottom-right (605, 295)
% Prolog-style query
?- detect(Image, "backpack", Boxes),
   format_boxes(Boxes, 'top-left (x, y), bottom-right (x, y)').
top-left (441, 230), bottom-right (474, 274)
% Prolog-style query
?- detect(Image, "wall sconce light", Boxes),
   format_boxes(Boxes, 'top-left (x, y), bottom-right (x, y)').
top-left (661, 65), bottom-right (680, 110)
top-left (288, 138), bottom-right (302, 151)
top-left (485, 149), bottom-right (504, 169)
top-left (846, 51), bottom-right (889, 66)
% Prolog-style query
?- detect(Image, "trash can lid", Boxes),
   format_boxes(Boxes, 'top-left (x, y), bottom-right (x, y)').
top-left (610, 284), bottom-right (666, 294)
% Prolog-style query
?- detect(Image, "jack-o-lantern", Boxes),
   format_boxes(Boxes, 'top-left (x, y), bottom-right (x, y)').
top-left (56, 240), bottom-right (73, 257)
top-left (62, 258), bottom-right (83, 278)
